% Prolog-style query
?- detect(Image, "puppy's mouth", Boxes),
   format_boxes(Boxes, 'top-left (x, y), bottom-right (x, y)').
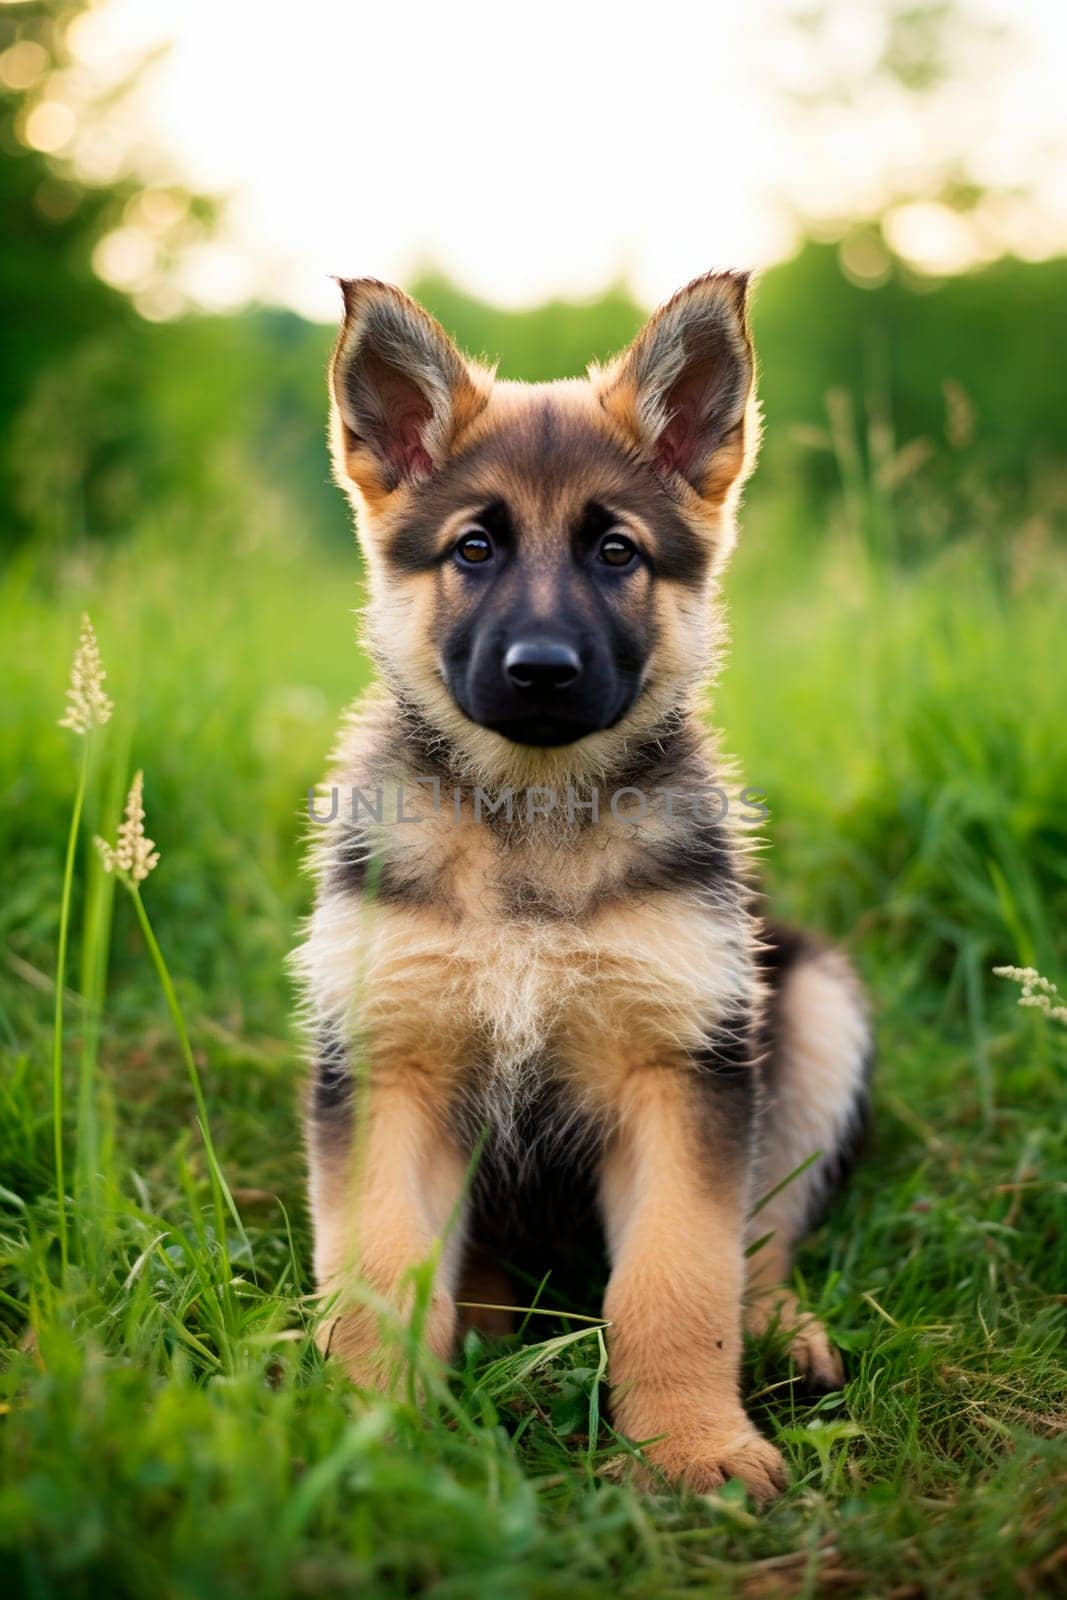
top-left (454, 689), bottom-right (642, 748)
top-left (479, 713), bottom-right (603, 748)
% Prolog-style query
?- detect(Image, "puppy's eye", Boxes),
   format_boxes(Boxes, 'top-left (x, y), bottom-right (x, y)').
top-left (599, 532), bottom-right (637, 568)
top-left (455, 527), bottom-right (493, 565)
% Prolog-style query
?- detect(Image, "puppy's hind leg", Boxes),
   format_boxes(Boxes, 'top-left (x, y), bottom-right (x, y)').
top-left (745, 926), bottom-right (872, 1388)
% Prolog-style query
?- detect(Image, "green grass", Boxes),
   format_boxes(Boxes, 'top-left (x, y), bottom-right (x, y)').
top-left (1, 469), bottom-right (1065, 1598)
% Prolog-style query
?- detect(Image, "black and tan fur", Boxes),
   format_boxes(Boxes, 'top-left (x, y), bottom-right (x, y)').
top-left (293, 273), bottom-right (871, 1501)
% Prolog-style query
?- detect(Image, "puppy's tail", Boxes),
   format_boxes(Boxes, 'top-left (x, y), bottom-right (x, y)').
top-left (751, 922), bottom-right (873, 1250)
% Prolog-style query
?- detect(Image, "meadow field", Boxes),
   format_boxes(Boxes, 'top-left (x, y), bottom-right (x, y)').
top-left (2, 260), bottom-right (1067, 1597)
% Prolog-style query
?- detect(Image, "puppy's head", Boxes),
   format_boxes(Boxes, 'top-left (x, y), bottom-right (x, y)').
top-left (329, 273), bottom-right (759, 782)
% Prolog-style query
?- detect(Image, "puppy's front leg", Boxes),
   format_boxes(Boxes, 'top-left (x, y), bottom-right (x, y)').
top-left (600, 1065), bottom-right (787, 1501)
top-left (309, 1064), bottom-right (467, 1388)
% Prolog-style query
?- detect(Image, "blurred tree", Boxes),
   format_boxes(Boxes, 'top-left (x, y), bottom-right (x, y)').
top-left (0, 0), bottom-right (214, 551)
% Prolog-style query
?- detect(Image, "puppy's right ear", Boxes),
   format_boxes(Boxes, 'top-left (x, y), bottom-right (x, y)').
top-left (329, 279), bottom-right (492, 500)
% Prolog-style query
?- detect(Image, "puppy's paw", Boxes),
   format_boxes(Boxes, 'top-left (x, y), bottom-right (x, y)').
top-left (316, 1286), bottom-right (457, 1388)
top-left (782, 1316), bottom-right (844, 1391)
top-left (640, 1420), bottom-right (789, 1503)
top-left (745, 1290), bottom-right (844, 1390)
top-left (315, 1307), bottom-right (388, 1388)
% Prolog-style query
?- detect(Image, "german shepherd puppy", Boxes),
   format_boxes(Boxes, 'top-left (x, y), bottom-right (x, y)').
top-left (295, 272), bottom-right (871, 1501)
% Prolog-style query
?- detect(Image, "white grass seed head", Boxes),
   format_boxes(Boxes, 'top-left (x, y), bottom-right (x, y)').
top-left (95, 770), bottom-right (159, 884)
top-left (993, 965), bottom-right (1067, 1026)
top-left (59, 612), bottom-right (114, 734)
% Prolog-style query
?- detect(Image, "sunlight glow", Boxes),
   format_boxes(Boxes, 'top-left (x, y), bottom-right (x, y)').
top-left (22, 98), bottom-right (76, 153)
top-left (884, 202), bottom-right (988, 275)
top-left (0, 37), bottom-right (47, 89)
top-left (41, 0), bottom-right (1067, 317)
top-left (92, 224), bottom-right (155, 291)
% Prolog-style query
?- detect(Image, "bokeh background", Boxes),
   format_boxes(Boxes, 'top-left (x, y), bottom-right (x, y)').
top-left (1, 2), bottom-right (1065, 1595)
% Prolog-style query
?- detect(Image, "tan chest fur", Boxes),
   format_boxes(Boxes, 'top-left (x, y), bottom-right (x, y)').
top-left (299, 776), bottom-right (754, 1118)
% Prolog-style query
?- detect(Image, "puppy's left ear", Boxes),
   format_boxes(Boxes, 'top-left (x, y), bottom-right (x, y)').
top-left (593, 271), bottom-right (758, 506)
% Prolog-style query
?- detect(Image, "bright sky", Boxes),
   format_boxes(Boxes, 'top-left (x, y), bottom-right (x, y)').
top-left (31, 0), bottom-right (1067, 318)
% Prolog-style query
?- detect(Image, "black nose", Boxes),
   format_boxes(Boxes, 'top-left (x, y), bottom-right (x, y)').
top-left (503, 640), bottom-right (582, 692)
